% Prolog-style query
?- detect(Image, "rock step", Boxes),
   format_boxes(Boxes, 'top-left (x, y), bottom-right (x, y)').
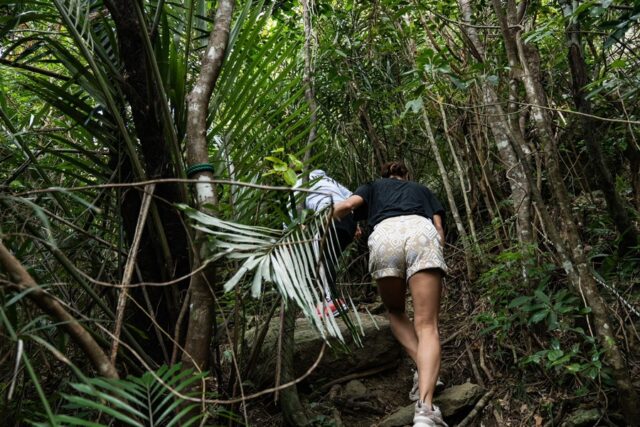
top-left (379, 383), bottom-right (485, 427)
top-left (247, 314), bottom-right (402, 388)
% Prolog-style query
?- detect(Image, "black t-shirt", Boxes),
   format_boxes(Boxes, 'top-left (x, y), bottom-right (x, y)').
top-left (353, 178), bottom-right (445, 228)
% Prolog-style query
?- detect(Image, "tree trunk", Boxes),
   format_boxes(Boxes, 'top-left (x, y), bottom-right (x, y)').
top-left (559, 0), bottom-right (639, 254)
top-left (457, 0), bottom-right (534, 250)
top-left (616, 91), bottom-right (640, 210)
top-left (358, 103), bottom-right (387, 170)
top-left (626, 143), bottom-right (640, 210)
top-left (106, 0), bottom-right (191, 362)
top-left (494, 1), bottom-right (640, 421)
top-left (470, 107), bottom-right (511, 243)
top-left (280, 305), bottom-right (310, 427)
top-left (0, 241), bottom-right (118, 379)
top-left (469, 128), bottom-right (508, 247)
top-left (478, 85), bottom-right (534, 250)
top-left (182, 0), bottom-right (235, 373)
top-left (439, 102), bottom-right (479, 248)
top-left (421, 107), bottom-right (476, 279)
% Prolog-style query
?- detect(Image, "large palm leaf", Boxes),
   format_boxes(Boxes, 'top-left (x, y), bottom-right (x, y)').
top-left (179, 203), bottom-right (359, 341)
top-left (44, 364), bottom-right (206, 426)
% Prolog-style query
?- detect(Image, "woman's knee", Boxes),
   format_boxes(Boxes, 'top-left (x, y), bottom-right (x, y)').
top-left (413, 314), bottom-right (439, 333)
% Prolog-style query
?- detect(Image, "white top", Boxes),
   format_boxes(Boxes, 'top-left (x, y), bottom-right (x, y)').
top-left (296, 169), bottom-right (353, 211)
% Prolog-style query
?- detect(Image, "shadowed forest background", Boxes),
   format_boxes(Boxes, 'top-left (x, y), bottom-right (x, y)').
top-left (1, 0), bottom-right (639, 426)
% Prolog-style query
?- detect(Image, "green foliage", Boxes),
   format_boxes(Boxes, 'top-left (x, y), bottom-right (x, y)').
top-left (39, 364), bottom-right (207, 426)
top-left (477, 248), bottom-right (555, 304)
top-left (474, 247), bottom-right (609, 386)
top-left (521, 334), bottom-right (605, 385)
top-left (508, 287), bottom-right (586, 331)
top-left (475, 248), bottom-right (552, 339)
top-left (262, 148), bottom-right (303, 186)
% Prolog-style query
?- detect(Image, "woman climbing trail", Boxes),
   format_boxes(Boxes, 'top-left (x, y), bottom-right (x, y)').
top-left (333, 161), bottom-right (448, 427)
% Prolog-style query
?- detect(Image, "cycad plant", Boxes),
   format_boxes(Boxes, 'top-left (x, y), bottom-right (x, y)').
top-left (43, 364), bottom-right (207, 426)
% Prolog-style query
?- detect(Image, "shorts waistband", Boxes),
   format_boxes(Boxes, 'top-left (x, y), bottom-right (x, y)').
top-left (374, 215), bottom-right (431, 230)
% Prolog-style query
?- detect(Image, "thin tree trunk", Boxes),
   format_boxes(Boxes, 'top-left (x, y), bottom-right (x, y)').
top-left (495, 2), bottom-right (640, 421)
top-left (182, 0), bottom-right (235, 373)
top-left (616, 89), bottom-right (640, 210)
top-left (359, 103), bottom-right (387, 170)
top-left (280, 305), bottom-right (309, 426)
top-left (276, 1), bottom-right (317, 424)
top-left (421, 108), bottom-right (476, 279)
top-left (439, 102), bottom-right (479, 247)
top-left (470, 108), bottom-right (510, 245)
top-left (110, 184), bottom-right (155, 363)
top-left (457, 0), bottom-right (533, 249)
top-left (559, 0), bottom-right (639, 254)
top-left (470, 132), bottom-right (507, 248)
top-left (0, 241), bottom-right (119, 379)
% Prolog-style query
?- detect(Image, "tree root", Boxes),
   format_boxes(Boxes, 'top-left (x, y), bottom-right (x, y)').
top-left (456, 387), bottom-right (495, 427)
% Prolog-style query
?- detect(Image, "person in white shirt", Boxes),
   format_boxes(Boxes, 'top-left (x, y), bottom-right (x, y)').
top-left (297, 169), bottom-right (360, 317)
top-left (303, 169), bottom-right (354, 211)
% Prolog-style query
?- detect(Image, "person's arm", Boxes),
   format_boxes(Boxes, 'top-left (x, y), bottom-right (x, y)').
top-left (333, 195), bottom-right (364, 219)
top-left (433, 214), bottom-right (445, 246)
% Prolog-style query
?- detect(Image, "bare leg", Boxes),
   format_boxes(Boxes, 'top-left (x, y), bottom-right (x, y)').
top-left (376, 276), bottom-right (419, 362)
top-left (409, 269), bottom-right (442, 408)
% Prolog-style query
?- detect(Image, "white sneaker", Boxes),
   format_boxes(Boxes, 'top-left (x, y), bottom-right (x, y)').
top-left (413, 401), bottom-right (448, 427)
top-left (409, 371), bottom-right (445, 401)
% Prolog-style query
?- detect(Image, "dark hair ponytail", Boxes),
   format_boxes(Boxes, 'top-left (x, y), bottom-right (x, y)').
top-left (381, 161), bottom-right (408, 178)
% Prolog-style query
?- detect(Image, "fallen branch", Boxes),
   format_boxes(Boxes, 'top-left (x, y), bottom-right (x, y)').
top-left (479, 341), bottom-right (494, 382)
top-left (465, 342), bottom-right (485, 388)
top-left (110, 183), bottom-right (155, 363)
top-left (0, 240), bottom-right (118, 379)
top-left (456, 387), bottom-right (495, 427)
top-left (442, 324), bottom-right (469, 346)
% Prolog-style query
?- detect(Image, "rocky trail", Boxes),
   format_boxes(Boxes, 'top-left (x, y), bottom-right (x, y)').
top-left (245, 302), bottom-right (490, 427)
top-left (243, 294), bottom-right (605, 427)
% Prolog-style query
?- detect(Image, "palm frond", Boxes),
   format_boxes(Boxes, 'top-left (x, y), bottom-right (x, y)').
top-left (179, 203), bottom-right (360, 341)
top-left (205, 2), bottom-right (311, 220)
top-left (46, 364), bottom-right (205, 426)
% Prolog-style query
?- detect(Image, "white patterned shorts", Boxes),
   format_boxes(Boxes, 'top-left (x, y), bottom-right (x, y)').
top-left (368, 215), bottom-right (447, 279)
